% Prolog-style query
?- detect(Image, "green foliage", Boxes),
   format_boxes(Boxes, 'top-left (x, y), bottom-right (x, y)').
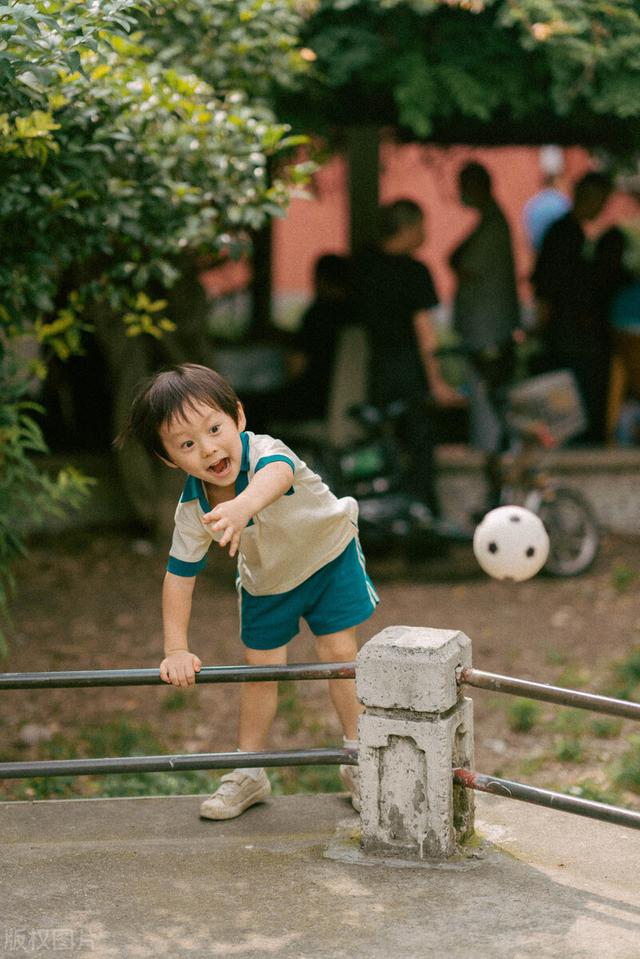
top-left (1, 2), bottom-right (307, 342)
top-left (144, 0), bottom-right (308, 97)
top-left (290, 0), bottom-right (640, 148)
top-left (0, 1), bottom-right (308, 636)
top-left (0, 360), bottom-right (94, 650)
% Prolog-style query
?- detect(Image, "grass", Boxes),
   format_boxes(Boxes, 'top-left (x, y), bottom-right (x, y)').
top-left (545, 647), bottom-right (569, 667)
top-left (269, 764), bottom-right (343, 796)
top-left (277, 681), bottom-right (305, 734)
top-left (566, 779), bottom-right (621, 805)
top-left (6, 719), bottom-right (216, 801)
top-left (163, 690), bottom-right (189, 711)
top-left (552, 708), bottom-right (587, 735)
top-left (614, 736), bottom-right (640, 794)
top-left (603, 647), bottom-right (640, 701)
top-left (517, 754), bottom-right (548, 777)
top-left (4, 715), bottom-right (347, 802)
top-left (611, 563), bottom-right (637, 593)
top-left (590, 717), bottom-right (623, 739)
top-left (554, 737), bottom-right (584, 763)
top-left (506, 698), bottom-right (540, 733)
top-left (550, 709), bottom-right (586, 763)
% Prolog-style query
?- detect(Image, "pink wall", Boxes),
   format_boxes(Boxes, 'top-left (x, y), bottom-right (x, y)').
top-left (273, 142), bottom-right (640, 309)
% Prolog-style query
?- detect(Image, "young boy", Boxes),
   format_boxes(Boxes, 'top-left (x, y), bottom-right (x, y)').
top-left (119, 363), bottom-right (378, 819)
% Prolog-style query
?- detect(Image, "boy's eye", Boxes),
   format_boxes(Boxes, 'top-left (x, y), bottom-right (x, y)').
top-left (181, 440), bottom-right (194, 449)
top-left (209, 425), bottom-right (220, 434)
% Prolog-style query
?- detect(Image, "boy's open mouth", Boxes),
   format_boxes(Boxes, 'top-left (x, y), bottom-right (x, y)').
top-left (209, 458), bottom-right (230, 476)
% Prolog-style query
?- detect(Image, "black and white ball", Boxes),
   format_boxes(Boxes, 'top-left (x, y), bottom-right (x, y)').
top-left (473, 506), bottom-right (550, 581)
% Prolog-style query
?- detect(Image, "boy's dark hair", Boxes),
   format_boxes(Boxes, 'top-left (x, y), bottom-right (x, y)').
top-left (378, 199), bottom-right (423, 240)
top-left (115, 363), bottom-right (241, 459)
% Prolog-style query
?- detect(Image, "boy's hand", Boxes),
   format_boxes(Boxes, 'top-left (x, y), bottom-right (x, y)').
top-left (160, 650), bottom-right (202, 687)
top-left (202, 500), bottom-right (253, 557)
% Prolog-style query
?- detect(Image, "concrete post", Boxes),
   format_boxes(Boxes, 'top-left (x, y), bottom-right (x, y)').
top-left (356, 626), bottom-right (475, 862)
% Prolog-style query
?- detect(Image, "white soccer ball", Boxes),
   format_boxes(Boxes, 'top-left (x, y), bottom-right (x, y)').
top-left (473, 506), bottom-right (550, 582)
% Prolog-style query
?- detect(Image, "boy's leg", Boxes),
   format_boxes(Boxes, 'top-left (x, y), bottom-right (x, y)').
top-left (314, 626), bottom-right (362, 811)
top-left (238, 644), bottom-right (287, 751)
top-left (200, 644), bottom-right (287, 822)
top-left (314, 626), bottom-right (362, 741)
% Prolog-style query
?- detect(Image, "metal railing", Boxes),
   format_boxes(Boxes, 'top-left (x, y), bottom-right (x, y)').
top-left (0, 662), bottom-right (357, 690)
top-left (0, 662), bottom-right (356, 781)
top-left (455, 665), bottom-right (640, 832)
top-left (0, 748), bottom-right (358, 780)
top-left (3, 657), bottom-right (640, 835)
top-left (458, 667), bottom-right (640, 722)
top-left (453, 768), bottom-right (640, 831)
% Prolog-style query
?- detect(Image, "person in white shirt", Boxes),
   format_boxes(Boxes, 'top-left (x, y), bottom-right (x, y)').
top-left (117, 363), bottom-right (378, 818)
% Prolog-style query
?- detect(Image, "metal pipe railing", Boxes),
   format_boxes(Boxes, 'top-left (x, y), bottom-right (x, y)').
top-left (459, 667), bottom-right (640, 722)
top-left (453, 768), bottom-right (640, 832)
top-left (0, 662), bottom-right (356, 690)
top-left (0, 747), bottom-right (358, 780)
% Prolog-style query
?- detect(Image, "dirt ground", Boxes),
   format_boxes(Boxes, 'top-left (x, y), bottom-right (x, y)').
top-left (2, 527), bottom-right (640, 807)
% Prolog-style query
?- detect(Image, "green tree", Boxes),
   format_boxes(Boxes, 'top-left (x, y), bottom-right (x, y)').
top-left (284, 0), bottom-right (640, 149)
top-left (0, 0), bottom-right (309, 641)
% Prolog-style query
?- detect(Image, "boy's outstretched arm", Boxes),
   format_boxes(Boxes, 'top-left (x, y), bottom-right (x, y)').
top-left (203, 460), bottom-right (294, 557)
top-left (160, 572), bottom-right (202, 687)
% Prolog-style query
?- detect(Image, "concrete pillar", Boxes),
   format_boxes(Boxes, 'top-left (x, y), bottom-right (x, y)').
top-left (356, 626), bottom-right (475, 862)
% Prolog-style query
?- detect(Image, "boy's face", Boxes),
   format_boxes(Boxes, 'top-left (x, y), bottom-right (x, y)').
top-left (159, 399), bottom-right (246, 490)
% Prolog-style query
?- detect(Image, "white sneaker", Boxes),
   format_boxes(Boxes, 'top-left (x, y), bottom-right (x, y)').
top-left (199, 769), bottom-right (271, 821)
top-left (339, 764), bottom-right (360, 812)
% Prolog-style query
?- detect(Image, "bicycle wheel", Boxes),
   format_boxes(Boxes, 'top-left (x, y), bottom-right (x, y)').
top-left (531, 487), bottom-right (600, 577)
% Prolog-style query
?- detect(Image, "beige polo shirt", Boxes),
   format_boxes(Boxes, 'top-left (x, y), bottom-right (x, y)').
top-left (167, 431), bottom-right (359, 596)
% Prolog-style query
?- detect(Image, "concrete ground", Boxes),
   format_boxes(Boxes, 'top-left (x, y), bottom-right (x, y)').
top-left (2, 791), bottom-right (639, 959)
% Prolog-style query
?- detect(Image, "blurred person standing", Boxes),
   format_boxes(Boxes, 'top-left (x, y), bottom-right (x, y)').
top-left (523, 146), bottom-right (571, 252)
top-left (286, 253), bottom-right (351, 422)
top-left (353, 199), bottom-right (464, 519)
top-left (449, 161), bottom-right (520, 513)
top-left (532, 171), bottom-right (613, 443)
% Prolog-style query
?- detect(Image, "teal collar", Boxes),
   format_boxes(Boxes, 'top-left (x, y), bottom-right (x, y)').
top-left (239, 431), bottom-right (250, 472)
top-left (236, 431), bottom-right (250, 496)
top-left (180, 475), bottom-right (210, 512)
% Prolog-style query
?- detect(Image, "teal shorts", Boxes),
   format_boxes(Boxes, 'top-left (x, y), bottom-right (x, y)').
top-left (238, 538), bottom-right (379, 650)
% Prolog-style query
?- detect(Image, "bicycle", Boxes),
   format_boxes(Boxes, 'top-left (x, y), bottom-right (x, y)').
top-left (289, 369), bottom-right (600, 577)
top-left (497, 368), bottom-right (600, 576)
